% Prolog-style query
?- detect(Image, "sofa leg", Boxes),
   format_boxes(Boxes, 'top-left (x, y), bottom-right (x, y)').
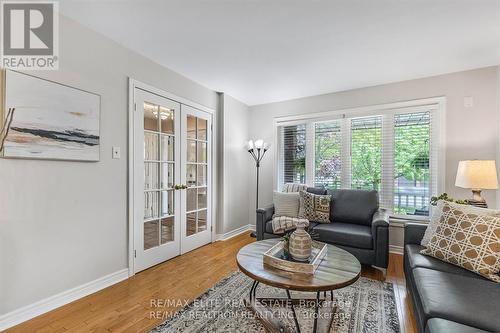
top-left (372, 266), bottom-right (387, 281)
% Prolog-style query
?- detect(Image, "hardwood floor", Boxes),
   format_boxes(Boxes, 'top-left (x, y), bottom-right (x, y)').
top-left (6, 233), bottom-right (417, 333)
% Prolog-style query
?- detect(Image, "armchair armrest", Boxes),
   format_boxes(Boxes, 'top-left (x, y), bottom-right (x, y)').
top-left (404, 223), bottom-right (427, 246)
top-left (371, 209), bottom-right (389, 268)
top-left (256, 204), bottom-right (274, 240)
top-left (372, 209), bottom-right (389, 232)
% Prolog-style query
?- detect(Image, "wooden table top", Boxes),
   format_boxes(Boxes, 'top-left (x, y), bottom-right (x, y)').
top-left (237, 239), bottom-right (361, 292)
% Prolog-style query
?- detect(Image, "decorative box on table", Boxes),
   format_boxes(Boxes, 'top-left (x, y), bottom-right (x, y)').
top-left (263, 240), bottom-right (327, 274)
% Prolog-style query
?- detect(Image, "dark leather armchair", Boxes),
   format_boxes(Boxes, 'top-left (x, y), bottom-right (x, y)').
top-left (256, 188), bottom-right (390, 272)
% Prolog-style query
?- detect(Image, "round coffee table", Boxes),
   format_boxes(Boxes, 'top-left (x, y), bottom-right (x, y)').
top-left (237, 239), bottom-right (361, 333)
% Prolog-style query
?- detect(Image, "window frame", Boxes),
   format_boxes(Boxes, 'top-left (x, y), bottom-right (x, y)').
top-left (274, 97), bottom-right (446, 221)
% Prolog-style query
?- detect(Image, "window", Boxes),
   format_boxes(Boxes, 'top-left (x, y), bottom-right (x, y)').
top-left (276, 102), bottom-right (442, 218)
top-left (350, 116), bottom-right (382, 191)
top-left (393, 112), bottom-right (430, 216)
top-left (314, 121), bottom-right (342, 189)
top-left (279, 124), bottom-right (306, 185)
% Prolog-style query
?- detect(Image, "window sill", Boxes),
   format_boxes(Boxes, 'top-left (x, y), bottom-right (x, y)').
top-left (389, 216), bottom-right (429, 227)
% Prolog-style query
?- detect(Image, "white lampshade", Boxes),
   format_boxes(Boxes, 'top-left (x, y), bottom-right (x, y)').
top-left (455, 160), bottom-right (498, 190)
top-left (254, 139), bottom-right (264, 149)
top-left (246, 140), bottom-right (254, 150)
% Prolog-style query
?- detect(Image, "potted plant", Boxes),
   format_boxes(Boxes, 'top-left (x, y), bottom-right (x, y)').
top-left (430, 193), bottom-right (466, 206)
top-left (281, 231), bottom-right (292, 259)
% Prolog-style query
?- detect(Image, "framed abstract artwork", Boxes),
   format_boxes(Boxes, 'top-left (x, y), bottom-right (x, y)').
top-left (1, 70), bottom-right (100, 161)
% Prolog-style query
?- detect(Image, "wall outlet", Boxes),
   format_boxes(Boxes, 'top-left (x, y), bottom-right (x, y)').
top-left (464, 96), bottom-right (474, 108)
top-left (112, 147), bottom-right (121, 159)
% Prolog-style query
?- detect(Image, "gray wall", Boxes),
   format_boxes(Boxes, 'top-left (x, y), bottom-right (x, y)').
top-left (218, 94), bottom-right (251, 234)
top-left (497, 67), bottom-right (500, 208)
top-left (0, 15), bottom-right (221, 314)
top-left (248, 66), bottom-right (500, 248)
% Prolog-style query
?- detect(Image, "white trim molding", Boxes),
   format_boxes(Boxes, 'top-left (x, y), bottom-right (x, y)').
top-left (216, 224), bottom-right (254, 241)
top-left (128, 78), bottom-right (217, 276)
top-left (389, 245), bottom-right (404, 255)
top-left (0, 269), bottom-right (128, 331)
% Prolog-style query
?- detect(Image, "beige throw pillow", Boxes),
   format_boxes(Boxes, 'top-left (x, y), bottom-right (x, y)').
top-left (273, 191), bottom-right (300, 218)
top-left (422, 200), bottom-right (500, 247)
top-left (421, 201), bottom-right (500, 282)
top-left (298, 190), bottom-right (331, 223)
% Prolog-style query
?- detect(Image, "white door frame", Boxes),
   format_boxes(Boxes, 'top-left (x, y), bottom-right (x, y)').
top-left (128, 78), bottom-right (217, 277)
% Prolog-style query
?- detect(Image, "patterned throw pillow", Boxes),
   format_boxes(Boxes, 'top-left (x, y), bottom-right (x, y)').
top-left (298, 190), bottom-right (331, 223)
top-left (273, 191), bottom-right (300, 218)
top-left (421, 200), bottom-right (500, 247)
top-left (421, 201), bottom-right (500, 282)
top-left (282, 183), bottom-right (308, 193)
top-left (272, 216), bottom-right (309, 234)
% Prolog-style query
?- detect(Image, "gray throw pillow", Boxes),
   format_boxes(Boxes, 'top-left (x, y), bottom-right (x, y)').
top-left (273, 191), bottom-right (300, 218)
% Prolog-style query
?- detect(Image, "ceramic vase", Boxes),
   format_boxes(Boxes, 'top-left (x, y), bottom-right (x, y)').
top-left (289, 221), bottom-right (312, 261)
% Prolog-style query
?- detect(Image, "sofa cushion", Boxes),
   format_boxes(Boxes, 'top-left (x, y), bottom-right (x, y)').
top-left (425, 318), bottom-right (489, 333)
top-left (421, 200), bottom-right (500, 282)
top-left (312, 222), bottom-right (372, 249)
top-left (421, 200), bottom-right (500, 247)
top-left (405, 244), bottom-right (487, 280)
top-left (413, 267), bottom-right (500, 332)
top-left (273, 191), bottom-right (300, 217)
top-left (327, 189), bottom-right (379, 225)
top-left (298, 191), bottom-right (331, 223)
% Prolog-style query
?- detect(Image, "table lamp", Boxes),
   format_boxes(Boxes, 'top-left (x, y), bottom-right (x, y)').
top-left (455, 160), bottom-right (498, 208)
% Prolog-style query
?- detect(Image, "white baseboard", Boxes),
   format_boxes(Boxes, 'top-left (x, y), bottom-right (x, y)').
top-left (216, 224), bottom-right (254, 241)
top-left (389, 245), bottom-right (404, 255)
top-left (0, 268), bottom-right (129, 331)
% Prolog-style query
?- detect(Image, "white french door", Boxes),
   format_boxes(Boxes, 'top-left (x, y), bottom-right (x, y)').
top-left (180, 105), bottom-right (212, 254)
top-left (133, 88), bottom-right (212, 273)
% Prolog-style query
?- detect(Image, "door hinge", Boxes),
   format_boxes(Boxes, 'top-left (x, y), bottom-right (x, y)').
top-left (211, 226), bottom-right (213, 232)
top-left (134, 103), bottom-right (137, 111)
top-left (134, 250), bottom-right (137, 258)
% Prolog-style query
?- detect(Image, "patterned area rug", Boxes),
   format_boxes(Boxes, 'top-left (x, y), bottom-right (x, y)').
top-left (152, 271), bottom-right (400, 333)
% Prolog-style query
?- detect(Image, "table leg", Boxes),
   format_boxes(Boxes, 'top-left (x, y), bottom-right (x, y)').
top-left (286, 290), bottom-right (301, 333)
top-left (313, 292), bottom-right (320, 333)
top-left (246, 282), bottom-right (336, 333)
top-left (249, 280), bottom-right (257, 301)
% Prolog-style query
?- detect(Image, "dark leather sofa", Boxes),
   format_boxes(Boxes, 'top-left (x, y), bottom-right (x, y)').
top-left (404, 223), bottom-right (500, 333)
top-left (256, 188), bottom-right (389, 270)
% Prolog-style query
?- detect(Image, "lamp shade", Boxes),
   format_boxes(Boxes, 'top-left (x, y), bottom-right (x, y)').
top-left (246, 140), bottom-right (254, 150)
top-left (254, 139), bottom-right (264, 149)
top-left (455, 160), bottom-right (498, 190)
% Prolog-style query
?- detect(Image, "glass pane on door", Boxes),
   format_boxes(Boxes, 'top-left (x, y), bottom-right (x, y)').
top-left (144, 220), bottom-right (159, 250)
top-left (161, 217), bottom-right (174, 244)
top-left (143, 101), bottom-right (176, 250)
top-left (185, 113), bottom-right (208, 237)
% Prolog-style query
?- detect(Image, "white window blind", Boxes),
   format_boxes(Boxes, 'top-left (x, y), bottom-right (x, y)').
top-left (393, 112), bottom-right (431, 216)
top-left (276, 102), bottom-right (442, 219)
top-left (314, 121), bottom-right (342, 189)
top-left (350, 116), bottom-right (382, 192)
top-left (279, 124), bottom-right (306, 186)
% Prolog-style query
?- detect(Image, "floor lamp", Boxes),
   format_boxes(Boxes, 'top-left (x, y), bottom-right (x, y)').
top-left (247, 139), bottom-right (269, 238)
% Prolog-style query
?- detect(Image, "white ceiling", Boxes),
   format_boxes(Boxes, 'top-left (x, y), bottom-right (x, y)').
top-left (60, 0), bottom-right (500, 106)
